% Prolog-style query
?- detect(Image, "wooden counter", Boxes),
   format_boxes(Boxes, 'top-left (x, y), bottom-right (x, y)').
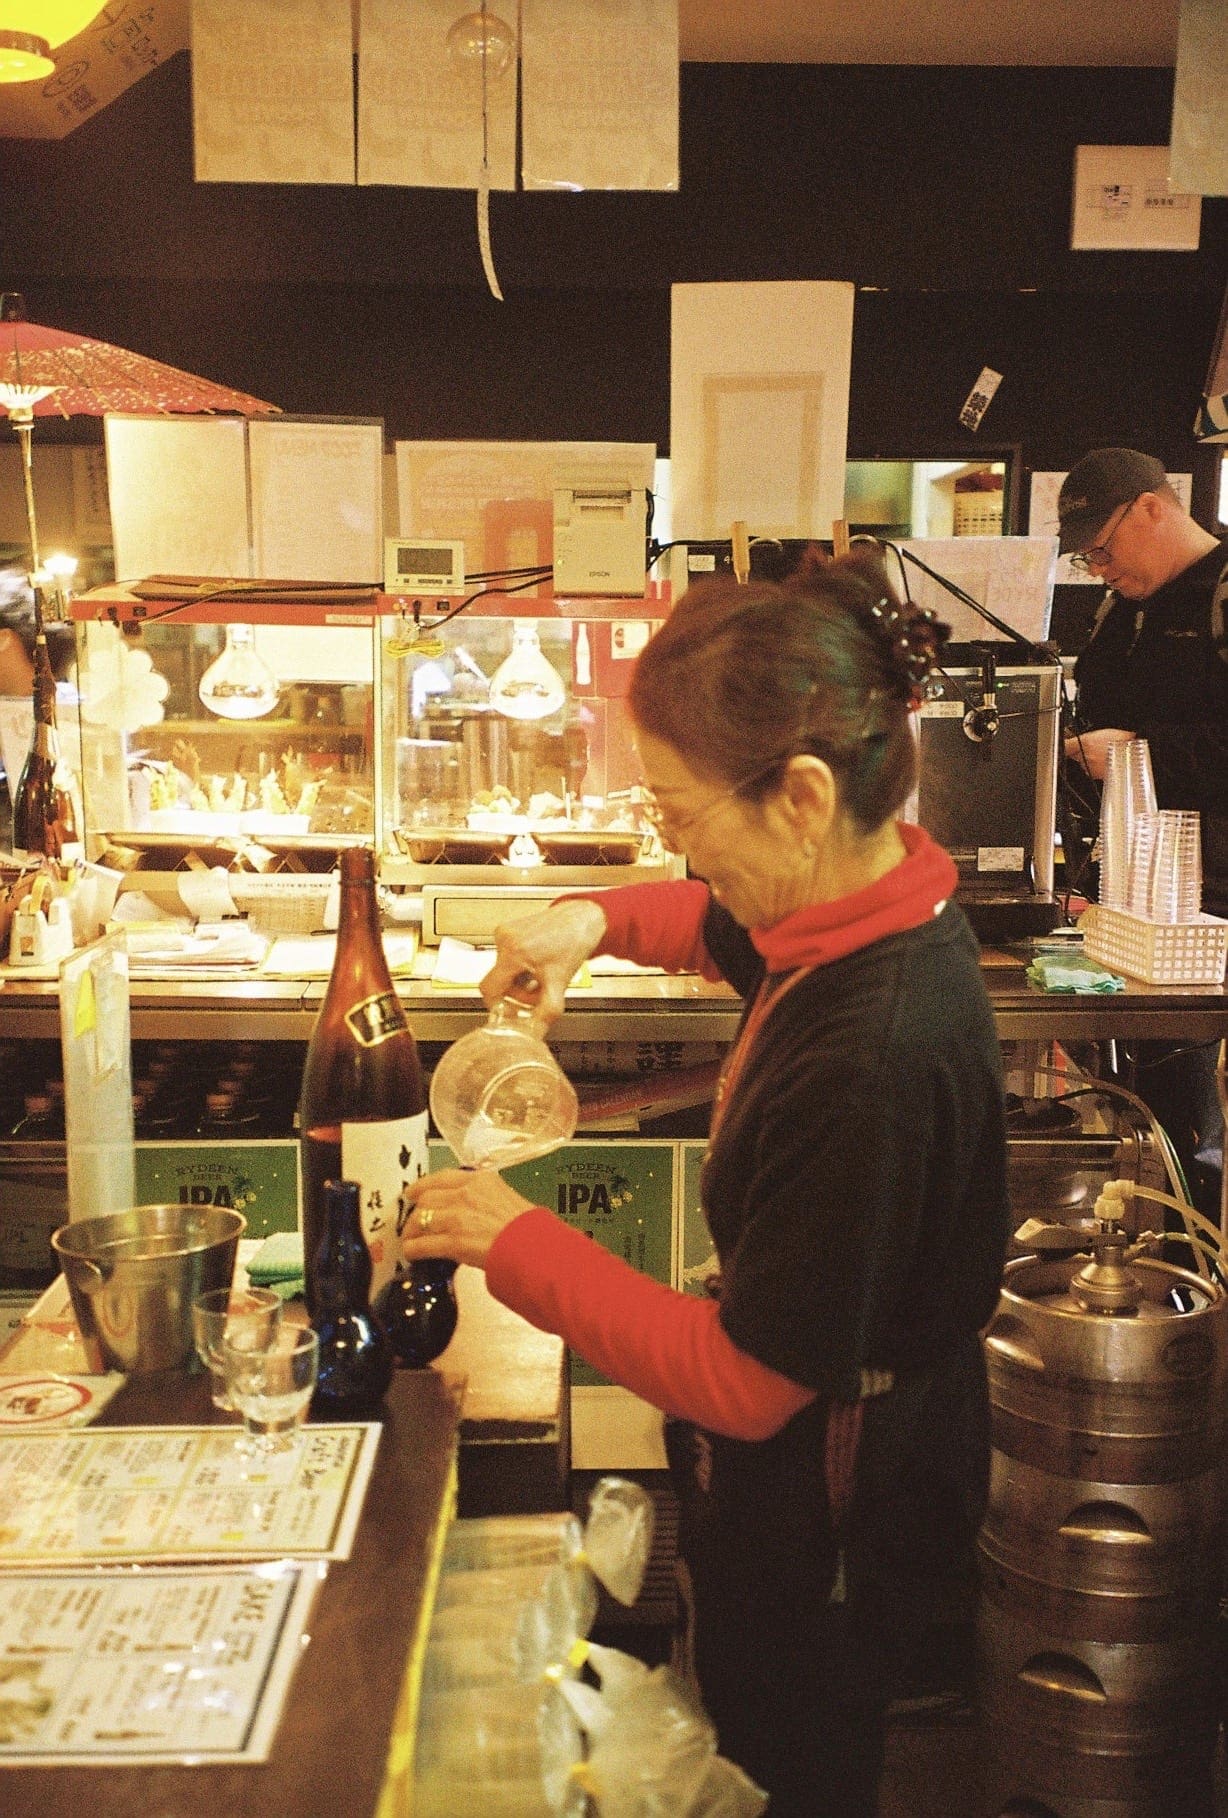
top-left (0, 1366), bottom-right (460, 1818)
top-left (0, 1263), bottom-right (570, 1521)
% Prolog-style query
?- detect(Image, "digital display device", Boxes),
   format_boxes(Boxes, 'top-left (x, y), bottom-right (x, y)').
top-left (383, 538), bottom-right (466, 595)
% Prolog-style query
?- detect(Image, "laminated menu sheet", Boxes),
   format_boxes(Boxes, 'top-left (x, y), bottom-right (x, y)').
top-left (0, 1423), bottom-right (381, 1566)
top-left (0, 1561), bottom-right (318, 1766)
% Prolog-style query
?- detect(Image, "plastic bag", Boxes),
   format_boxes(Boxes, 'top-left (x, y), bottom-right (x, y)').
top-left (549, 1648), bottom-right (768, 1818)
top-left (574, 1476), bottom-right (655, 1607)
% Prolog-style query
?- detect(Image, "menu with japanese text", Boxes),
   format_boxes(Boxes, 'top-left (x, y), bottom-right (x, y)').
top-left (0, 1563), bottom-right (317, 1765)
top-left (0, 1424), bottom-right (380, 1566)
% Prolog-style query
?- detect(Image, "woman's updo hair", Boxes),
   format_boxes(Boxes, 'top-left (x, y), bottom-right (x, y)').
top-left (628, 548), bottom-right (949, 834)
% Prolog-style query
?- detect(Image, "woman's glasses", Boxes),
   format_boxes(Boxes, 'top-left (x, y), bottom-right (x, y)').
top-left (637, 757), bottom-right (792, 851)
top-left (1068, 496), bottom-right (1140, 574)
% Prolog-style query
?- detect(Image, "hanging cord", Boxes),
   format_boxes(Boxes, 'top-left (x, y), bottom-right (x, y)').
top-left (476, 2), bottom-right (504, 301)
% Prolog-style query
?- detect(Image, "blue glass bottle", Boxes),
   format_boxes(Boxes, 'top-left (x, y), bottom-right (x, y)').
top-left (311, 1179), bottom-right (394, 1416)
top-left (373, 1260), bottom-right (458, 1369)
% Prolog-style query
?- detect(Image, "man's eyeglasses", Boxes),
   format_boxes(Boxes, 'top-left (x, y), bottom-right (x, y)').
top-left (1068, 495), bottom-right (1141, 574)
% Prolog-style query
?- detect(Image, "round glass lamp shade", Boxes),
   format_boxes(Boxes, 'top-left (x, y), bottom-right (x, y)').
top-left (198, 625), bottom-right (282, 721)
top-left (445, 8), bottom-right (516, 76)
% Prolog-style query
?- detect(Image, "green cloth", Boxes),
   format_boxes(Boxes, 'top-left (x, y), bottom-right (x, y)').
top-left (247, 1231), bottom-right (305, 1299)
top-left (1025, 955), bottom-right (1126, 993)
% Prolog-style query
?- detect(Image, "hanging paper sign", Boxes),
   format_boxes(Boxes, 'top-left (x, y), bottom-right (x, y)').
top-left (192, 0), bottom-right (354, 185)
top-left (521, 0), bottom-right (678, 192)
top-left (357, 0), bottom-right (517, 189)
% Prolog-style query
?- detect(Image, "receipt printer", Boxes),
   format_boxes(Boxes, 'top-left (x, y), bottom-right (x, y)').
top-left (552, 486), bottom-right (647, 596)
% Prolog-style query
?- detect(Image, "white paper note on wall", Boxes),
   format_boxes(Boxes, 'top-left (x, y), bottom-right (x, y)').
top-left (104, 416), bottom-right (251, 583)
top-left (670, 282), bottom-right (854, 542)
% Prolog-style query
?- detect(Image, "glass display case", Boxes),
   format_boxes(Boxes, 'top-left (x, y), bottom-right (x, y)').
top-left (67, 597), bottom-right (378, 887)
top-left (65, 590), bottom-right (680, 922)
top-left (376, 606), bottom-right (681, 932)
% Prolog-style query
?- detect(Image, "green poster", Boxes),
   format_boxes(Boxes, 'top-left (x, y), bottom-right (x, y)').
top-left (429, 1139), bottom-right (676, 1388)
top-left (678, 1139), bottom-right (719, 1298)
top-left (134, 1141), bottom-right (300, 1240)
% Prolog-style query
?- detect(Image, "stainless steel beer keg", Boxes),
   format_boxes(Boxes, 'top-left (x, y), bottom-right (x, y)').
top-left (979, 1220), bottom-right (1228, 1818)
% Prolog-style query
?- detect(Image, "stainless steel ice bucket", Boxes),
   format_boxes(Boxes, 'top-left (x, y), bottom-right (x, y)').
top-left (52, 1203), bottom-right (244, 1374)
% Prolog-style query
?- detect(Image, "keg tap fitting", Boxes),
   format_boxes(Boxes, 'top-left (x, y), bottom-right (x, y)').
top-left (1070, 1190), bottom-right (1145, 1316)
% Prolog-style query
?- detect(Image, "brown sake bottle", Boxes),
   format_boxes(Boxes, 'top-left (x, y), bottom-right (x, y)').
top-left (298, 847), bottom-right (428, 1317)
top-left (12, 630), bottom-right (76, 860)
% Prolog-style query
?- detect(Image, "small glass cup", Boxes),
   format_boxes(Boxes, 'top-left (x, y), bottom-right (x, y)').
top-left (191, 1287), bottom-right (282, 1411)
top-left (223, 1322), bottom-right (319, 1456)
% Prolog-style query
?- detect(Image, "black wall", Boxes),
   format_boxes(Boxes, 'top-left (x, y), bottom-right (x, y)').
top-left (2, 57), bottom-right (1225, 515)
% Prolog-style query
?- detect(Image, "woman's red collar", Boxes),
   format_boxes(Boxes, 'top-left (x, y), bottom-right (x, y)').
top-left (750, 823), bottom-right (957, 971)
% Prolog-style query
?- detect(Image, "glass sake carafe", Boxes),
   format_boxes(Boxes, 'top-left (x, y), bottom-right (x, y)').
top-left (429, 994), bottom-right (579, 1172)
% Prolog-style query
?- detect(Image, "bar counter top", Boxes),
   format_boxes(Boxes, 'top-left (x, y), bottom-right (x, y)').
top-left (0, 1365), bottom-right (460, 1818)
top-left (2, 948), bottom-right (1226, 1045)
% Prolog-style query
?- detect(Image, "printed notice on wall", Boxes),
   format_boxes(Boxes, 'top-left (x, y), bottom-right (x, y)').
top-left (1070, 146), bottom-right (1201, 251)
top-left (0, 1563), bottom-right (317, 1765)
top-left (0, 1424), bottom-right (381, 1566)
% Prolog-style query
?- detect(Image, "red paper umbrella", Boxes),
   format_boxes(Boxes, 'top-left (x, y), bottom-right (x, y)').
top-left (0, 292), bottom-right (279, 418)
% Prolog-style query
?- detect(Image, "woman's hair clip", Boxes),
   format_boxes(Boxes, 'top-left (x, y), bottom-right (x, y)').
top-left (866, 598), bottom-right (950, 699)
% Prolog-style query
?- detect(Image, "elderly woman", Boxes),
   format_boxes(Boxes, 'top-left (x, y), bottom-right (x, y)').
top-left (402, 553), bottom-right (1009, 1818)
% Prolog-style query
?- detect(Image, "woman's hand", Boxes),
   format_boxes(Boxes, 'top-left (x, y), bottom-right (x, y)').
top-left (480, 898), bottom-right (608, 1023)
top-left (400, 1167), bottom-right (537, 1270)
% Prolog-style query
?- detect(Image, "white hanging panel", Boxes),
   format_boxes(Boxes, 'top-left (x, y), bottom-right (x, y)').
top-left (357, 0), bottom-right (517, 189)
top-left (521, 0), bottom-right (678, 192)
top-left (192, 0), bottom-right (354, 184)
top-left (670, 282), bottom-right (854, 542)
top-left (1170, 0), bottom-right (1228, 197)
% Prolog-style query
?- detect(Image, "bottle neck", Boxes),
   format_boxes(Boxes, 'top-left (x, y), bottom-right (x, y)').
top-left (487, 994), bottom-right (548, 1040)
top-left (330, 851), bottom-right (396, 997)
top-left (30, 636), bottom-right (58, 726)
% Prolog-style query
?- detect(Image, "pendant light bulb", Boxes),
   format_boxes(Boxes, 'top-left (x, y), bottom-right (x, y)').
top-left (445, 8), bottom-right (515, 77)
top-left (0, 30), bottom-right (52, 81)
top-left (489, 623), bottom-right (566, 722)
top-left (198, 624), bottom-right (281, 721)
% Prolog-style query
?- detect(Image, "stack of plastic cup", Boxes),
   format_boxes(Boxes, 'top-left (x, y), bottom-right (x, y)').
top-left (1126, 813), bottom-right (1160, 918)
top-left (1099, 741), bottom-right (1131, 910)
top-left (1147, 809), bottom-right (1202, 923)
top-left (1103, 738), bottom-right (1160, 913)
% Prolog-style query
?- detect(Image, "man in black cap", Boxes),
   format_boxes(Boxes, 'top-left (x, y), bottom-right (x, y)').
top-left (1059, 447), bottom-right (1227, 1216)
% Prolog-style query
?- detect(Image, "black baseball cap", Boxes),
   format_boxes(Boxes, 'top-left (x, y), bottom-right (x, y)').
top-left (1056, 448), bottom-right (1167, 553)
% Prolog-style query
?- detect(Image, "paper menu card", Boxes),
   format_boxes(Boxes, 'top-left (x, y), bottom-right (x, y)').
top-left (0, 1562), bottom-right (317, 1766)
top-left (0, 1424), bottom-right (381, 1566)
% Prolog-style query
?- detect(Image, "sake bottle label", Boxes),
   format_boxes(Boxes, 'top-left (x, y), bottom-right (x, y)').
top-left (341, 1110), bottom-right (429, 1297)
top-left (344, 991), bottom-right (409, 1048)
